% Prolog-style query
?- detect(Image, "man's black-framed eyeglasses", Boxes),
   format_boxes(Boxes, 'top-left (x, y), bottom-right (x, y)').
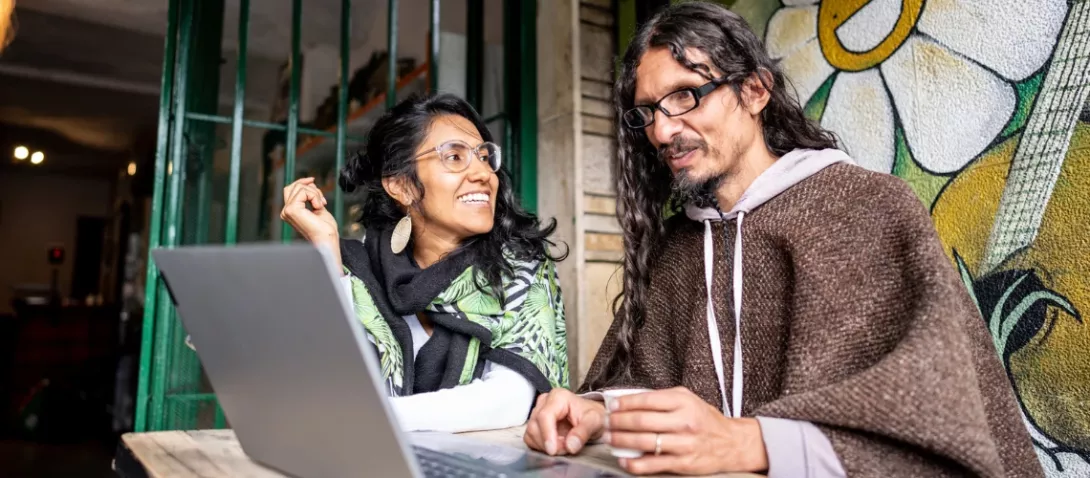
top-left (623, 78), bottom-right (728, 129)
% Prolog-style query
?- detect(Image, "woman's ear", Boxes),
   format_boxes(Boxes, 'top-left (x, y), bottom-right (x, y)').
top-left (382, 177), bottom-right (414, 208)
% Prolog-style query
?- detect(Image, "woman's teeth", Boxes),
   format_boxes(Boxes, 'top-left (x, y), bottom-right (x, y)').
top-left (459, 193), bottom-right (490, 204)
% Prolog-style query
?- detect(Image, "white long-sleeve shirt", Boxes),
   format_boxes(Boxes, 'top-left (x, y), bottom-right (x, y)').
top-left (340, 276), bottom-right (536, 433)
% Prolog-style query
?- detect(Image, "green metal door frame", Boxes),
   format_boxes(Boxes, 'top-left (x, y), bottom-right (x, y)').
top-left (133, 0), bottom-right (178, 433)
top-left (137, 0), bottom-right (540, 432)
top-left (507, 0), bottom-right (538, 212)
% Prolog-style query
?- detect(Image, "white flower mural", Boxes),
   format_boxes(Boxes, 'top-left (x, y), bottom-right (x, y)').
top-left (766, 0), bottom-right (1068, 174)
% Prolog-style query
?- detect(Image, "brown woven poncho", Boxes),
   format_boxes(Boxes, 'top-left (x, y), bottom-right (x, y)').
top-left (582, 163), bottom-right (1042, 477)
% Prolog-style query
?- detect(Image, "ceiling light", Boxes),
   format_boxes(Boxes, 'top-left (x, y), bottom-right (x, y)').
top-left (30, 151), bottom-right (44, 165)
top-left (14, 146), bottom-right (28, 160)
top-left (127, 161), bottom-right (137, 176)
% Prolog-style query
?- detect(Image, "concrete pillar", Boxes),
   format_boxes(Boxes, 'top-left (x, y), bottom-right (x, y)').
top-left (536, 0), bottom-right (623, 389)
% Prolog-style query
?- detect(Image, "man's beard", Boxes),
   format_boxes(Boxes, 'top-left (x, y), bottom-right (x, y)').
top-left (671, 169), bottom-right (723, 208)
top-left (660, 136), bottom-right (724, 208)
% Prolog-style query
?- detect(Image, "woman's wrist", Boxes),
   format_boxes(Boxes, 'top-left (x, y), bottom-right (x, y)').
top-left (312, 237), bottom-right (343, 273)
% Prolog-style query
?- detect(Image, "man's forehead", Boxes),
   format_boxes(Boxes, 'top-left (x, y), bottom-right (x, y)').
top-left (633, 47), bottom-right (716, 102)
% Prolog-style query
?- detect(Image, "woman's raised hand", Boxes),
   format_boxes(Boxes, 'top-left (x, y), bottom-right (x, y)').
top-left (280, 177), bottom-right (342, 268)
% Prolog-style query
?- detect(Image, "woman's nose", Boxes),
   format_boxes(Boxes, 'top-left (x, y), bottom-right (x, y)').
top-left (466, 156), bottom-right (493, 181)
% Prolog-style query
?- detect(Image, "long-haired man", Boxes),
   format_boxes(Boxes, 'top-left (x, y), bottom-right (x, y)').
top-left (524, 2), bottom-right (1041, 477)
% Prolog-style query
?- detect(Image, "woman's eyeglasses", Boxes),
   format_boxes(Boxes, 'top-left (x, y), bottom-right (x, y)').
top-left (622, 78), bottom-right (728, 129)
top-left (415, 140), bottom-right (502, 173)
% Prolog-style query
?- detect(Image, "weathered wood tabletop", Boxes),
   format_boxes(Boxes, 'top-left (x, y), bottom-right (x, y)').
top-left (114, 425), bottom-right (762, 477)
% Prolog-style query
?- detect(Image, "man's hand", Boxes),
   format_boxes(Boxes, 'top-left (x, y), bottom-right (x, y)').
top-left (605, 386), bottom-right (768, 476)
top-left (524, 389), bottom-right (606, 456)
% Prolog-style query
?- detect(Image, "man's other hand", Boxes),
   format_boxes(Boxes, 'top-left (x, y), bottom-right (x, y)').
top-left (605, 386), bottom-right (768, 475)
top-left (524, 389), bottom-right (606, 456)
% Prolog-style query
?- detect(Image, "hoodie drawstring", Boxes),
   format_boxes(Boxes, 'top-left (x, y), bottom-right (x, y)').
top-left (731, 212), bottom-right (744, 418)
top-left (703, 220), bottom-right (729, 415)
top-left (702, 212), bottom-right (744, 418)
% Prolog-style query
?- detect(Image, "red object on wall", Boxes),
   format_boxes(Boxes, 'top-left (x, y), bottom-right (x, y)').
top-left (47, 245), bottom-right (64, 265)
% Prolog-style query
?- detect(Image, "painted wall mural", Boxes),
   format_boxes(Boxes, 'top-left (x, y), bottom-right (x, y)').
top-left (729, 0), bottom-right (1090, 474)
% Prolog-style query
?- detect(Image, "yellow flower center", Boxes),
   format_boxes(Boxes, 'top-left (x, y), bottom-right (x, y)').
top-left (818, 0), bottom-right (924, 72)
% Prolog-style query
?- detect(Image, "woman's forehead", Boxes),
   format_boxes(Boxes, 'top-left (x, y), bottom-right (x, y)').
top-left (424, 115), bottom-right (483, 146)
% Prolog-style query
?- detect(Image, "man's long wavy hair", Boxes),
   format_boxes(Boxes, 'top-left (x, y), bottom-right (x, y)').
top-left (584, 2), bottom-right (837, 389)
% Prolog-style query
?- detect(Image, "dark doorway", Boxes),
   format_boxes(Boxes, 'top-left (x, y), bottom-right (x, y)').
top-left (72, 216), bottom-right (106, 301)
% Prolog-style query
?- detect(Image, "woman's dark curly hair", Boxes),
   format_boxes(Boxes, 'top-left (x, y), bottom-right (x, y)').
top-left (339, 92), bottom-right (565, 293)
top-left (585, 2), bottom-right (838, 389)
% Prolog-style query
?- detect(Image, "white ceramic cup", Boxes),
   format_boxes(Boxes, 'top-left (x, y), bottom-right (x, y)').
top-left (602, 388), bottom-right (653, 458)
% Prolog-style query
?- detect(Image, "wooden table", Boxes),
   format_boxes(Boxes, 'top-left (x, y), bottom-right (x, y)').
top-left (114, 426), bottom-right (762, 477)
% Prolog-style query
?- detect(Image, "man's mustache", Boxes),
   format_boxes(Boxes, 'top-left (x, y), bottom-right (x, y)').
top-left (658, 136), bottom-right (708, 160)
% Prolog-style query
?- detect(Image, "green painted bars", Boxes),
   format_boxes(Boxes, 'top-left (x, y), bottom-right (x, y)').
top-left (136, 0), bottom-right (540, 432)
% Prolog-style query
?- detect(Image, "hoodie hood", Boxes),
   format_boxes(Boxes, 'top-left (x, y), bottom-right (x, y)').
top-left (684, 148), bottom-right (854, 221)
top-left (685, 148), bottom-right (854, 418)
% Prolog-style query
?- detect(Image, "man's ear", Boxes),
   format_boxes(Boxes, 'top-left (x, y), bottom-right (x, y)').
top-left (741, 69), bottom-right (773, 116)
top-left (382, 177), bottom-right (414, 208)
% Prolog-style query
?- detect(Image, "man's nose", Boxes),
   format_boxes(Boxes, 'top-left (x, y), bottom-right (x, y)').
top-left (649, 111), bottom-right (684, 147)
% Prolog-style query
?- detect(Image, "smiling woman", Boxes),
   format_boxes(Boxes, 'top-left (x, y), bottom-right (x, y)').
top-left (279, 92), bottom-right (570, 434)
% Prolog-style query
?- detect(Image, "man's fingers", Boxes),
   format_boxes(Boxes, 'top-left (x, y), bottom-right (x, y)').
top-left (565, 404), bottom-right (605, 454)
top-left (525, 413), bottom-right (564, 455)
top-left (556, 420), bottom-right (572, 439)
top-left (528, 394), bottom-right (545, 422)
top-left (556, 421), bottom-right (575, 455)
top-left (620, 454), bottom-right (686, 476)
top-left (606, 410), bottom-right (686, 433)
top-left (614, 389), bottom-right (683, 413)
top-left (606, 431), bottom-right (692, 456)
top-left (534, 394), bottom-right (570, 455)
top-left (524, 417), bottom-right (542, 451)
top-left (524, 394), bottom-right (554, 453)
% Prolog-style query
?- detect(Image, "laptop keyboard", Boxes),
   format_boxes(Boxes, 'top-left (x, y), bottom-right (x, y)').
top-left (413, 445), bottom-right (512, 477)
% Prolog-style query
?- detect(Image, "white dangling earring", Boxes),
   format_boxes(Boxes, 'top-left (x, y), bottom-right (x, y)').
top-left (391, 214), bottom-right (412, 254)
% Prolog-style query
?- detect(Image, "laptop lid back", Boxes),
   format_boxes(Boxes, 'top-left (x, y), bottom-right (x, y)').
top-left (152, 243), bottom-right (420, 478)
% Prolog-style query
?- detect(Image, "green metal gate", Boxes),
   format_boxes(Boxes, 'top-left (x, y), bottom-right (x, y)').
top-left (135, 0), bottom-right (539, 432)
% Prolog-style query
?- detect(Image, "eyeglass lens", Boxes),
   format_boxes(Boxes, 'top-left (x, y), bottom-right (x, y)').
top-left (625, 88), bottom-right (699, 128)
top-left (436, 142), bottom-right (501, 172)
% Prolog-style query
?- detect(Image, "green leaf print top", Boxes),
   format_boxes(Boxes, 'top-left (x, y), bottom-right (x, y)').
top-left (344, 256), bottom-right (569, 396)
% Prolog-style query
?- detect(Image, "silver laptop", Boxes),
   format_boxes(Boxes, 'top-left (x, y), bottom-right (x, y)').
top-left (152, 243), bottom-right (621, 478)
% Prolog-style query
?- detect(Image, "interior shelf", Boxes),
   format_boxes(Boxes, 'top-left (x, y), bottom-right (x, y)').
top-left (277, 63), bottom-right (431, 176)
